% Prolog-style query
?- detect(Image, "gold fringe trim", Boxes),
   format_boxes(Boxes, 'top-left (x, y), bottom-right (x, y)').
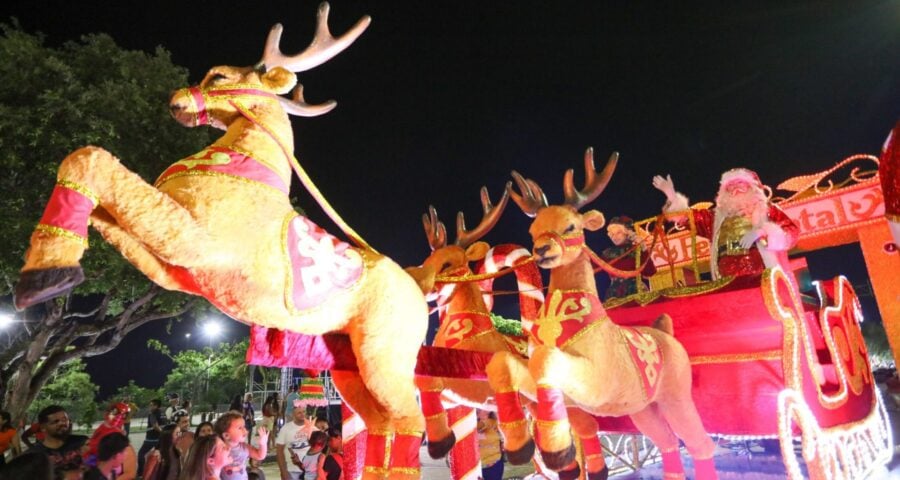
top-left (424, 412), bottom-right (447, 421)
top-left (534, 418), bottom-right (570, 428)
top-left (389, 467), bottom-right (421, 475)
top-left (35, 224), bottom-right (88, 248)
top-left (57, 179), bottom-right (99, 206)
top-left (690, 349), bottom-right (782, 365)
top-left (886, 212), bottom-right (900, 223)
top-left (154, 168), bottom-right (286, 195)
top-left (499, 418), bottom-right (528, 429)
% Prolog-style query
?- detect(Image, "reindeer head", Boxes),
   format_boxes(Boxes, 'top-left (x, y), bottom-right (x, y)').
top-left (509, 148), bottom-right (618, 269)
top-left (169, 2), bottom-right (370, 130)
top-left (407, 186), bottom-right (509, 295)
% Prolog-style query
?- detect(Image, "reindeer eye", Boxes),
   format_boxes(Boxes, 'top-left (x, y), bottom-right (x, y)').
top-left (564, 224), bottom-right (576, 233)
top-left (210, 73), bottom-right (228, 83)
top-left (441, 262), bottom-right (452, 271)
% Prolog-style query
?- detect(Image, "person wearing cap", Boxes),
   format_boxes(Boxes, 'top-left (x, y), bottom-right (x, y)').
top-left (600, 215), bottom-right (657, 300)
top-left (164, 393), bottom-right (180, 424)
top-left (653, 168), bottom-right (799, 280)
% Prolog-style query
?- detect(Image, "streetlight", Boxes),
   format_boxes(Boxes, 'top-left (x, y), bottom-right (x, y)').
top-left (0, 312), bottom-right (13, 330)
top-left (200, 319), bottom-right (223, 407)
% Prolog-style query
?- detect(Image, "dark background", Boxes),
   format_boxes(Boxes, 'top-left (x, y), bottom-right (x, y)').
top-left (2, 1), bottom-right (898, 398)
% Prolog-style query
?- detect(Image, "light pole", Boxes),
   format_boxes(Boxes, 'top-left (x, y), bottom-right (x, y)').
top-left (201, 319), bottom-right (223, 407)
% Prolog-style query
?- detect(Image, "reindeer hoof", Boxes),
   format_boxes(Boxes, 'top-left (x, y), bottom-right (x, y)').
top-left (557, 464), bottom-right (581, 480)
top-left (587, 465), bottom-right (609, 480)
top-left (14, 267), bottom-right (85, 310)
top-left (539, 443), bottom-right (576, 471)
top-left (427, 431), bottom-right (456, 459)
top-left (505, 439), bottom-right (536, 465)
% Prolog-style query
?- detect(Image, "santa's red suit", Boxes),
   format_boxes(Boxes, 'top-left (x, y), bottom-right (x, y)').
top-left (689, 204), bottom-right (799, 278)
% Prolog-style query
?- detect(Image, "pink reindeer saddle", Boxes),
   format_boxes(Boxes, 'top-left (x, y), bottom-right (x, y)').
top-left (284, 214), bottom-right (364, 312)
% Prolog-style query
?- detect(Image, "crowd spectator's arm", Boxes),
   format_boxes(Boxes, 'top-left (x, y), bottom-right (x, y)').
top-left (248, 425), bottom-right (269, 460)
top-left (276, 441), bottom-right (291, 480)
top-left (316, 452), bottom-right (327, 480)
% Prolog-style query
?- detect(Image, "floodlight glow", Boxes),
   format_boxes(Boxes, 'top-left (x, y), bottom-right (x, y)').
top-left (202, 320), bottom-right (222, 338)
top-left (0, 313), bottom-right (12, 329)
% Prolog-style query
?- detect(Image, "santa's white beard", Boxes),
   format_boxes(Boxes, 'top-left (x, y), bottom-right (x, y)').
top-left (716, 189), bottom-right (767, 226)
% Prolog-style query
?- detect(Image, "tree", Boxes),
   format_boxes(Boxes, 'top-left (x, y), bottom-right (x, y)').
top-left (148, 339), bottom-right (271, 412)
top-left (109, 380), bottom-right (162, 412)
top-left (0, 22), bottom-right (214, 422)
top-left (26, 358), bottom-right (99, 429)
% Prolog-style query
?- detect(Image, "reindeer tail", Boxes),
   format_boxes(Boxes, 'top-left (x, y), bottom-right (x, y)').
top-left (652, 313), bottom-right (674, 336)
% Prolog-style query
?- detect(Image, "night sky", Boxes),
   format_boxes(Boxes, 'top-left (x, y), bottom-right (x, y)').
top-left (3, 1), bottom-right (898, 398)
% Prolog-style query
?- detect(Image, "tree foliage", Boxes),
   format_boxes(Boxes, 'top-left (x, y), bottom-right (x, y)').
top-left (0, 22), bottom-right (214, 422)
top-left (148, 339), bottom-right (263, 411)
top-left (26, 358), bottom-right (99, 428)
top-left (109, 380), bottom-right (162, 412)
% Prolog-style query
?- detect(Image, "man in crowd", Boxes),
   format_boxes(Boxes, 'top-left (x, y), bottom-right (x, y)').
top-left (136, 399), bottom-right (164, 475)
top-left (653, 168), bottom-right (799, 281)
top-left (164, 392), bottom-right (180, 423)
top-left (275, 405), bottom-right (311, 480)
top-left (283, 384), bottom-right (300, 424)
top-left (28, 405), bottom-right (87, 480)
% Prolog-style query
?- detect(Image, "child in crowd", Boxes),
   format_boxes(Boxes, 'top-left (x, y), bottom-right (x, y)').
top-left (214, 411), bottom-right (268, 480)
top-left (179, 435), bottom-right (233, 480)
top-left (297, 431), bottom-right (327, 480)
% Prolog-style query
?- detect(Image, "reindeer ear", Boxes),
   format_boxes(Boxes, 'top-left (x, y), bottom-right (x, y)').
top-left (582, 210), bottom-right (606, 231)
top-left (261, 67), bottom-right (298, 95)
top-left (465, 242), bottom-right (490, 261)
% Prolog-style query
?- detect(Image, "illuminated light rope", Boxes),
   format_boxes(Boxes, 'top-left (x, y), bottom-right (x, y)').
top-left (777, 388), bottom-right (893, 480)
top-left (762, 267), bottom-right (864, 409)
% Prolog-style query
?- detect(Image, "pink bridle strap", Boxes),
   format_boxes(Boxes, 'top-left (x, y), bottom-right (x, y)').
top-left (182, 86), bottom-right (278, 127)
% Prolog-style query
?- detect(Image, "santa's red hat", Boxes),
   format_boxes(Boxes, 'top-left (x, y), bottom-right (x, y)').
top-left (719, 168), bottom-right (762, 188)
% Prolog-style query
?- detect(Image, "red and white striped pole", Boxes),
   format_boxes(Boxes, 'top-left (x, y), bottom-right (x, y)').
top-left (447, 406), bottom-right (481, 480)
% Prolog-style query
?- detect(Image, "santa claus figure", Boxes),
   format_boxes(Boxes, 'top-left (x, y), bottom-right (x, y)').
top-left (880, 120), bottom-right (900, 249)
top-left (653, 168), bottom-right (799, 280)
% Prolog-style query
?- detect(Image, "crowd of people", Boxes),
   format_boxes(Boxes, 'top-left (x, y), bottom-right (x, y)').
top-left (0, 384), bottom-right (344, 480)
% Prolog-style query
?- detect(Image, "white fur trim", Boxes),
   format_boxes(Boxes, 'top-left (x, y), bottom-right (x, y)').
top-left (663, 192), bottom-right (690, 213)
top-left (760, 221), bottom-right (790, 251)
top-left (719, 168), bottom-right (761, 188)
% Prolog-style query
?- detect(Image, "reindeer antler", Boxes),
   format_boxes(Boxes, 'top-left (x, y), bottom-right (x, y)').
top-left (261, 3), bottom-right (371, 74)
top-left (563, 148), bottom-right (618, 210)
top-left (422, 206), bottom-right (448, 251)
top-left (278, 84), bottom-right (337, 118)
top-left (509, 171), bottom-right (548, 218)
top-left (455, 184), bottom-right (511, 248)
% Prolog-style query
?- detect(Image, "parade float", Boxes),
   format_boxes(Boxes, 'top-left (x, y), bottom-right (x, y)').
top-left (12, 1), bottom-right (900, 478)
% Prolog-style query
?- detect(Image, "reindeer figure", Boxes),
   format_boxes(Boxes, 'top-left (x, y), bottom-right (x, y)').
top-left (15, 4), bottom-right (427, 479)
top-left (486, 149), bottom-right (718, 480)
top-left (409, 186), bottom-right (543, 464)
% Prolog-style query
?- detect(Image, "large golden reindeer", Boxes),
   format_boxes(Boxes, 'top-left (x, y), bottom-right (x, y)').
top-left (410, 187), bottom-right (544, 462)
top-left (486, 149), bottom-right (718, 480)
top-left (14, 4), bottom-right (427, 479)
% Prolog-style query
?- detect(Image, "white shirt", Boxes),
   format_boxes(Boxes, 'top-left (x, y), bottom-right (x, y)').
top-left (276, 420), bottom-right (310, 473)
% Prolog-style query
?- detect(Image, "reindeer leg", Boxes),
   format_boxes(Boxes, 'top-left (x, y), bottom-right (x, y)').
top-left (629, 404), bottom-right (685, 479)
top-left (486, 350), bottom-right (536, 465)
top-left (17, 146), bottom-right (212, 309)
top-left (568, 409), bottom-right (608, 480)
top-left (527, 346), bottom-right (581, 471)
top-left (332, 370), bottom-right (394, 480)
top-left (90, 208), bottom-right (190, 293)
top-left (415, 376), bottom-right (456, 459)
top-left (657, 396), bottom-right (718, 480)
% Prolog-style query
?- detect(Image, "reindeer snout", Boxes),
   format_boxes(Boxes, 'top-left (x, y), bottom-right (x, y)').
top-left (534, 244), bottom-right (551, 257)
